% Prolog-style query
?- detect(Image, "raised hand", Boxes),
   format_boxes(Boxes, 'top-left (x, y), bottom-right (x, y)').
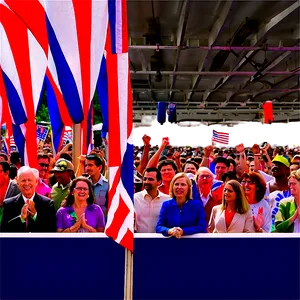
top-left (236, 143), bottom-right (245, 153)
top-left (203, 145), bottom-right (213, 157)
top-left (142, 134), bottom-right (151, 146)
top-left (252, 144), bottom-right (260, 155)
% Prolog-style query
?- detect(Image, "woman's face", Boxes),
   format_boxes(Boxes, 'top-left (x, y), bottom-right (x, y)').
top-left (73, 181), bottom-right (89, 202)
top-left (173, 177), bottom-right (189, 199)
top-left (241, 178), bottom-right (256, 199)
top-left (223, 183), bottom-right (237, 203)
top-left (288, 177), bottom-right (300, 197)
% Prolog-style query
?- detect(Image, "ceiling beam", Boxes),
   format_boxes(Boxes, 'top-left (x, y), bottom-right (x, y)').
top-left (187, 0), bottom-right (234, 102)
top-left (169, 0), bottom-right (191, 101)
top-left (203, 1), bottom-right (300, 100)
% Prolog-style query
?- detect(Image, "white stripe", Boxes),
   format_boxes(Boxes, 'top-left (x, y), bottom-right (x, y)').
top-left (105, 166), bottom-right (119, 229)
top-left (28, 29), bottom-right (47, 114)
top-left (0, 23), bottom-right (26, 123)
top-left (48, 49), bottom-right (62, 93)
top-left (45, 0), bottom-right (83, 106)
top-left (117, 53), bottom-right (128, 161)
top-left (90, 0), bottom-right (108, 102)
top-left (116, 0), bottom-right (122, 53)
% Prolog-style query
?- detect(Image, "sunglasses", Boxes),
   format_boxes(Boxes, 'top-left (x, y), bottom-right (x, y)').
top-left (39, 163), bottom-right (49, 168)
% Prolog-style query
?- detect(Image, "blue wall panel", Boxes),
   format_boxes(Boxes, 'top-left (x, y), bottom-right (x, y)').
top-left (0, 237), bottom-right (299, 300)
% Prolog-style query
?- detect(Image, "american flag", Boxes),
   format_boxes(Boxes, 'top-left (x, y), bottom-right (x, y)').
top-left (212, 130), bottom-right (229, 145)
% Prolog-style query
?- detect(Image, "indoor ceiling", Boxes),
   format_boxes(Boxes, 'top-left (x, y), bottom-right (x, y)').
top-left (128, 0), bottom-right (300, 125)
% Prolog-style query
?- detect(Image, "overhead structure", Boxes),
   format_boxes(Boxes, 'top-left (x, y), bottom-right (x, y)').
top-left (128, 0), bottom-right (300, 124)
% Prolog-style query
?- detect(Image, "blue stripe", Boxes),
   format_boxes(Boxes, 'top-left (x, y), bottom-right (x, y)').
top-left (1, 71), bottom-right (27, 125)
top-left (121, 143), bottom-right (134, 202)
top-left (108, 0), bottom-right (117, 54)
top-left (45, 76), bottom-right (64, 154)
top-left (12, 123), bottom-right (25, 165)
top-left (46, 17), bottom-right (83, 124)
top-left (97, 56), bottom-right (108, 139)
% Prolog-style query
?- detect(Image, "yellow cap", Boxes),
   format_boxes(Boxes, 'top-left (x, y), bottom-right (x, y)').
top-left (272, 155), bottom-right (290, 168)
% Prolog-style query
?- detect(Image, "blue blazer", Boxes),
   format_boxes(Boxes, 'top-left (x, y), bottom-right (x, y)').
top-left (156, 198), bottom-right (207, 236)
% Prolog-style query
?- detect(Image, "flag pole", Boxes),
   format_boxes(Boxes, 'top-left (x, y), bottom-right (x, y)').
top-left (72, 123), bottom-right (81, 171)
top-left (124, 248), bottom-right (133, 300)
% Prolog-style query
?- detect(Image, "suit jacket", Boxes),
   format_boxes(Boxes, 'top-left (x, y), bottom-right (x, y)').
top-left (208, 205), bottom-right (255, 233)
top-left (5, 180), bottom-right (20, 199)
top-left (1, 193), bottom-right (56, 232)
top-left (156, 198), bottom-right (207, 236)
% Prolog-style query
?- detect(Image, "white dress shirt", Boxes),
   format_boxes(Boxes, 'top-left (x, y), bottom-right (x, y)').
top-left (134, 189), bottom-right (170, 233)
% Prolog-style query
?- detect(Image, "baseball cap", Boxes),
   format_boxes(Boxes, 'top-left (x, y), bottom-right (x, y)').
top-left (272, 155), bottom-right (290, 168)
top-left (52, 158), bottom-right (74, 172)
top-left (292, 155), bottom-right (300, 163)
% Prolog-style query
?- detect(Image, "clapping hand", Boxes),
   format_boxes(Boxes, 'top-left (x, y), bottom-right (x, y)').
top-left (71, 215), bottom-right (83, 232)
top-left (253, 207), bottom-right (264, 231)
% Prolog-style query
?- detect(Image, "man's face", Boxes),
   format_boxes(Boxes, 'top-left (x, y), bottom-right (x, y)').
top-left (215, 163), bottom-right (228, 180)
top-left (0, 156), bottom-right (6, 162)
top-left (143, 171), bottom-right (160, 192)
top-left (249, 161), bottom-right (255, 172)
top-left (0, 165), bottom-right (9, 185)
top-left (271, 162), bottom-right (288, 177)
top-left (160, 165), bottom-right (176, 183)
top-left (37, 158), bottom-right (49, 179)
top-left (290, 164), bottom-right (299, 172)
top-left (85, 159), bottom-right (102, 177)
top-left (184, 163), bottom-right (197, 175)
top-left (197, 171), bottom-right (213, 191)
top-left (17, 171), bottom-right (38, 198)
top-left (54, 170), bottom-right (71, 185)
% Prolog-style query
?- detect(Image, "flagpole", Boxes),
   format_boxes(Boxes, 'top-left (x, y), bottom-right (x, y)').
top-left (72, 124), bottom-right (81, 172)
top-left (124, 249), bottom-right (133, 300)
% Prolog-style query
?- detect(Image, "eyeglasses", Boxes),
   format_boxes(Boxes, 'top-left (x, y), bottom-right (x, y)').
top-left (74, 187), bottom-right (89, 192)
top-left (199, 175), bottom-right (213, 179)
top-left (241, 180), bottom-right (255, 185)
top-left (39, 163), bottom-right (49, 168)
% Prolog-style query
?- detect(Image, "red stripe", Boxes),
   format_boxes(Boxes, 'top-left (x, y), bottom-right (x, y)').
top-left (119, 229), bottom-right (134, 252)
top-left (5, 0), bottom-right (48, 55)
top-left (121, 0), bottom-right (128, 52)
top-left (46, 69), bottom-right (72, 126)
top-left (105, 196), bottom-right (130, 239)
top-left (2, 5), bottom-right (37, 167)
top-left (127, 67), bottom-right (133, 136)
top-left (106, 25), bottom-right (121, 167)
top-left (73, 0), bottom-right (92, 154)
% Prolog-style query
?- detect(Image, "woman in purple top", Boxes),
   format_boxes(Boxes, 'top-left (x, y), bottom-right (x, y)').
top-left (56, 177), bottom-right (105, 232)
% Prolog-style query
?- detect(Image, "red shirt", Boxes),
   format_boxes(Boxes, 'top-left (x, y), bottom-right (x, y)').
top-left (225, 209), bottom-right (235, 228)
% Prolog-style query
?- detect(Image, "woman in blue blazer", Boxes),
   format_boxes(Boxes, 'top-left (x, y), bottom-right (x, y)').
top-left (156, 172), bottom-right (207, 237)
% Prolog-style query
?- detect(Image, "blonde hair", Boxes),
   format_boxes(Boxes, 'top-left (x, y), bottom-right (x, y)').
top-left (221, 180), bottom-right (250, 214)
top-left (289, 169), bottom-right (300, 181)
top-left (169, 172), bottom-right (193, 200)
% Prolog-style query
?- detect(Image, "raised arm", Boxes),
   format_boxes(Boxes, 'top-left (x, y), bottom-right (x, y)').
top-left (137, 134), bottom-right (151, 175)
top-left (146, 137), bottom-right (169, 168)
top-left (200, 145), bottom-right (213, 168)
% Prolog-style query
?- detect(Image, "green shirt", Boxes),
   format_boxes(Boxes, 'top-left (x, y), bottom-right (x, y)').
top-left (275, 197), bottom-right (297, 233)
top-left (50, 182), bottom-right (71, 212)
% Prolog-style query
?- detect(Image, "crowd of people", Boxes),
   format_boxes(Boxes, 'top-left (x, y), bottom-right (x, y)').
top-left (0, 143), bottom-right (108, 233)
top-left (134, 135), bottom-right (300, 236)
top-left (0, 136), bottom-right (299, 235)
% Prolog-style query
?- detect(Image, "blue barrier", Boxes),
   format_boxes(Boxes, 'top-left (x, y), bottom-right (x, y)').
top-left (0, 233), bottom-right (299, 300)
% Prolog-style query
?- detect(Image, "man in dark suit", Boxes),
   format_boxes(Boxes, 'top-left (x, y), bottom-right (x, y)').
top-left (1, 166), bottom-right (56, 232)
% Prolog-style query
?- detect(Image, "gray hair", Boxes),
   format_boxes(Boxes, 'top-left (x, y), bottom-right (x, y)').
top-left (197, 167), bottom-right (214, 177)
top-left (17, 166), bottom-right (39, 180)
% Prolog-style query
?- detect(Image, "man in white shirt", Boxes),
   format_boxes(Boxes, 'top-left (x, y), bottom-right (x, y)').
top-left (134, 167), bottom-right (170, 233)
